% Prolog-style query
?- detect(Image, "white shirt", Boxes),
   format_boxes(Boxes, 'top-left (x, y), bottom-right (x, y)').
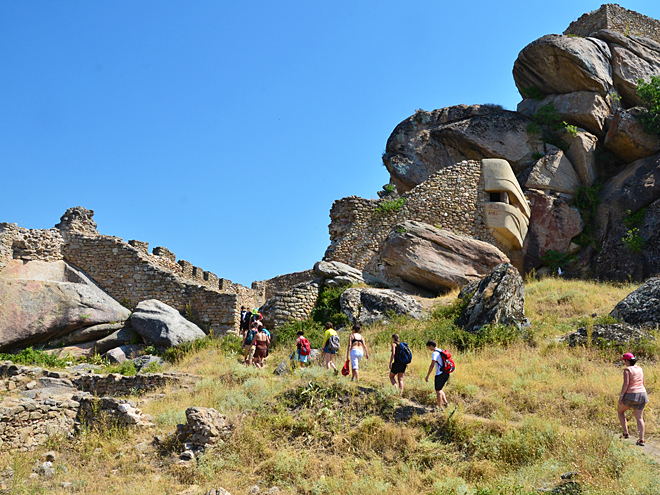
top-left (432, 349), bottom-right (445, 375)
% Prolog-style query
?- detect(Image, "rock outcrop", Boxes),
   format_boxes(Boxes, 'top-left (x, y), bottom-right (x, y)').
top-left (524, 149), bottom-right (579, 196)
top-left (313, 261), bottom-right (364, 287)
top-left (176, 407), bottom-right (232, 451)
top-left (610, 278), bottom-right (660, 326)
top-left (383, 105), bottom-right (544, 192)
top-left (340, 288), bottom-right (424, 325)
top-left (604, 107), bottom-right (660, 161)
top-left (564, 323), bottom-right (654, 347)
top-left (0, 260), bottom-right (131, 351)
top-left (380, 221), bottom-right (509, 292)
top-left (130, 300), bottom-right (206, 348)
top-left (456, 263), bottom-right (528, 332)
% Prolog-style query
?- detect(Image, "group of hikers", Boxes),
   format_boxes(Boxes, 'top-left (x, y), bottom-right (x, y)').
top-left (239, 307), bottom-right (456, 409)
top-left (239, 308), bottom-right (649, 439)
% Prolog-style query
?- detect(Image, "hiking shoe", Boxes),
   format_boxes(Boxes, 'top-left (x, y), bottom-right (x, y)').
top-left (622, 433), bottom-right (630, 439)
top-left (637, 439), bottom-right (646, 446)
top-left (333, 368), bottom-right (339, 376)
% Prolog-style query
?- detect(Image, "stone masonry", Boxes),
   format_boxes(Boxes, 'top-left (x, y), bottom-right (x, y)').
top-left (0, 207), bottom-right (259, 334)
top-left (565, 4), bottom-right (660, 43)
top-left (324, 160), bottom-right (505, 280)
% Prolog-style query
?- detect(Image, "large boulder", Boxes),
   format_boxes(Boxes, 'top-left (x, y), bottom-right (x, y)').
top-left (313, 261), bottom-right (364, 287)
top-left (380, 221), bottom-right (509, 292)
top-left (523, 190), bottom-right (583, 272)
top-left (130, 300), bottom-right (206, 348)
top-left (383, 105), bottom-right (544, 192)
top-left (45, 321), bottom-right (125, 348)
top-left (456, 263), bottom-right (528, 333)
top-left (0, 260), bottom-right (131, 351)
top-left (104, 344), bottom-right (144, 364)
top-left (592, 30), bottom-right (660, 107)
top-left (524, 148), bottom-right (579, 196)
top-left (594, 152), bottom-right (660, 281)
top-left (610, 279), bottom-right (660, 326)
top-left (340, 288), bottom-right (424, 325)
top-left (176, 407), bottom-right (233, 450)
top-left (562, 128), bottom-right (598, 186)
top-left (47, 325), bottom-right (140, 359)
top-left (604, 108), bottom-right (660, 162)
top-left (513, 35), bottom-right (613, 98)
top-left (564, 323), bottom-right (654, 348)
top-left (517, 92), bottom-right (612, 137)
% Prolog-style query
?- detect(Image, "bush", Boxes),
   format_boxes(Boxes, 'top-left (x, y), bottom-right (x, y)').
top-left (311, 286), bottom-right (349, 328)
top-left (0, 347), bottom-right (71, 368)
top-left (540, 249), bottom-right (576, 274)
top-left (636, 76), bottom-right (660, 134)
top-left (376, 197), bottom-right (406, 213)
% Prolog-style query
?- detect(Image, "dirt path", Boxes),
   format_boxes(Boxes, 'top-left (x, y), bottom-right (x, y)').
top-left (618, 435), bottom-right (660, 464)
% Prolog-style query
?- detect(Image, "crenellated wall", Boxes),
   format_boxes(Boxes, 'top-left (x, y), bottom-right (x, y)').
top-left (324, 160), bottom-right (506, 279)
top-left (565, 3), bottom-right (660, 42)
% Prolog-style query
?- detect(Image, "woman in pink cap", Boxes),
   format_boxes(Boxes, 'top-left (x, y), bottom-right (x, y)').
top-left (618, 352), bottom-right (648, 446)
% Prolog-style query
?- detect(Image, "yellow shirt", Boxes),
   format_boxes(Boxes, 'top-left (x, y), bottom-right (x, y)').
top-left (322, 328), bottom-right (338, 348)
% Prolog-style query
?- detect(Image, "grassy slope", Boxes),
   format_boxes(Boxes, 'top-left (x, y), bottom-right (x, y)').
top-left (2, 278), bottom-right (659, 495)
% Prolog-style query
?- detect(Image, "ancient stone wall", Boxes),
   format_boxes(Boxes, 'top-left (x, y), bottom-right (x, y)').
top-left (324, 160), bottom-right (504, 278)
top-left (0, 223), bottom-right (64, 268)
top-left (565, 4), bottom-right (660, 43)
top-left (259, 281), bottom-right (320, 330)
top-left (258, 269), bottom-right (316, 301)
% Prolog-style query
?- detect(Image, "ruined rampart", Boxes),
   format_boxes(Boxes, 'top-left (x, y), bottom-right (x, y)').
top-left (256, 269), bottom-right (316, 301)
top-left (324, 160), bottom-right (504, 278)
top-left (565, 3), bottom-right (660, 43)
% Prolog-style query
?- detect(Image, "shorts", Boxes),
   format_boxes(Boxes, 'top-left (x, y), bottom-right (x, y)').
top-left (295, 350), bottom-right (309, 363)
top-left (323, 344), bottom-right (337, 355)
top-left (350, 348), bottom-right (364, 370)
top-left (244, 345), bottom-right (256, 360)
top-left (435, 372), bottom-right (450, 391)
top-left (622, 392), bottom-right (649, 410)
top-left (390, 361), bottom-right (407, 375)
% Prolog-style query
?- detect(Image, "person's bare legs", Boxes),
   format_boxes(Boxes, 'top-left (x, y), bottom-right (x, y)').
top-left (440, 390), bottom-right (448, 407)
top-left (396, 373), bottom-right (404, 395)
top-left (389, 372), bottom-right (397, 388)
top-left (634, 409), bottom-right (645, 442)
top-left (618, 403), bottom-right (630, 436)
top-left (325, 353), bottom-right (336, 371)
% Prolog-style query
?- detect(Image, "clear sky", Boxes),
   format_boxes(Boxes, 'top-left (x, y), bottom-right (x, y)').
top-left (2, 1), bottom-right (659, 286)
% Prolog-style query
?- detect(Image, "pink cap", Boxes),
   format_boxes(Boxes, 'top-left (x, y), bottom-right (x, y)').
top-left (621, 352), bottom-right (635, 361)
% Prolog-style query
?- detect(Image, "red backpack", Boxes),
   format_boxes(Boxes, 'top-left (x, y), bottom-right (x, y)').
top-left (298, 337), bottom-right (311, 356)
top-left (439, 349), bottom-right (456, 373)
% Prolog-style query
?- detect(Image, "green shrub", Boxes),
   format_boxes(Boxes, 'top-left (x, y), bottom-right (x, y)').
top-left (563, 121), bottom-right (579, 136)
top-left (573, 182), bottom-right (603, 249)
top-left (540, 250), bottom-right (576, 274)
top-left (636, 76), bottom-right (660, 134)
top-left (622, 228), bottom-right (645, 253)
top-left (162, 337), bottom-right (218, 363)
top-left (623, 207), bottom-right (646, 229)
top-left (311, 286), bottom-right (349, 328)
top-left (103, 360), bottom-right (137, 376)
top-left (376, 197), bottom-right (406, 213)
top-left (0, 347), bottom-right (71, 368)
top-left (383, 184), bottom-right (395, 193)
top-left (521, 86), bottom-right (545, 100)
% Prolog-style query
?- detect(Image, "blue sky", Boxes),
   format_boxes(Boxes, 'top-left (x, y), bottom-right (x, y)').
top-left (2, 1), bottom-right (659, 286)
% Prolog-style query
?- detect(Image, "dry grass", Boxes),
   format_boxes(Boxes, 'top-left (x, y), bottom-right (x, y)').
top-left (2, 278), bottom-right (659, 494)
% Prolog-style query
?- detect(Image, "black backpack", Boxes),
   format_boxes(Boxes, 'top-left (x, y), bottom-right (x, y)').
top-left (397, 342), bottom-right (412, 364)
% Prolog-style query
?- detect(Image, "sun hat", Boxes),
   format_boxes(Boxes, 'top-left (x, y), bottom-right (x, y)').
top-left (621, 352), bottom-right (635, 361)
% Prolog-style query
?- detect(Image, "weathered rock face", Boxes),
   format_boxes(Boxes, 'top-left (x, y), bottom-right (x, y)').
top-left (523, 190), bottom-right (583, 272)
top-left (383, 105), bottom-right (543, 192)
top-left (313, 261), bottom-right (364, 287)
top-left (380, 221), bottom-right (509, 292)
top-left (604, 107), bottom-right (660, 161)
top-left (53, 206), bottom-right (99, 238)
top-left (340, 288), bottom-right (424, 325)
top-left (524, 149), bottom-right (579, 196)
top-left (456, 263), bottom-right (528, 333)
top-left (517, 91), bottom-right (612, 137)
top-left (46, 322), bottom-right (125, 348)
top-left (130, 300), bottom-right (206, 348)
top-left (104, 344), bottom-right (145, 364)
top-left (0, 260), bottom-right (131, 351)
top-left (562, 129), bottom-right (598, 186)
top-left (564, 323), bottom-right (654, 348)
top-left (513, 35), bottom-right (613, 97)
top-left (611, 279), bottom-right (660, 326)
top-left (594, 152), bottom-right (660, 281)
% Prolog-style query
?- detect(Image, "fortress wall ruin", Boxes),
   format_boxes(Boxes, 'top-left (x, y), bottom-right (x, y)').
top-left (256, 269), bottom-right (316, 301)
top-left (565, 3), bottom-right (660, 42)
top-left (324, 160), bottom-right (505, 277)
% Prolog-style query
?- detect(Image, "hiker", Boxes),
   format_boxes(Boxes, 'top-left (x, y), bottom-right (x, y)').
top-left (295, 330), bottom-right (311, 369)
top-left (321, 322), bottom-right (340, 373)
top-left (242, 321), bottom-right (258, 366)
top-left (250, 308), bottom-right (263, 326)
top-left (346, 323), bottom-right (369, 382)
top-left (260, 325), bottom-right (271, 359)
top-left (389, 334), bottom-right (409, 395)
top-left (618, 352), bottom-right (648, 446)
top-left (239, 306), bottom-right (250, 334)
top-left (425, 340), bottom-right (449, 410)
top-left (253, 327), bottom-right (270, 369)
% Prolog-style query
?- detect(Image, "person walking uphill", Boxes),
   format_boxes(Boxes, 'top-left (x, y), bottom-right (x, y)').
top-left (425, 340), bottom-right (450, 410)
top-left (389, 334), bottom-right (411, 395)
top-left (618, 352), bottom-right (649, 446)
top-left (322, 322), bottom-right (340, 374)
top-left (346, 323), bottom-right (369, 381)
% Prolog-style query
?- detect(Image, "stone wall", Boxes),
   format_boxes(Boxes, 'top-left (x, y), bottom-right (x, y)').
top-left (257, 269), bottom-right (316, 301)
top-left (324, 160), bottom-right (504, 278)
top-left (73, 371), bottom-right (196, 396)
top-left (0, 207), bottom-right (260, 334)
top-left (565, 4), bottom-right (660, 43)
top-left (259, 281), bottom-right (320, 330)
top-left (0, 396), bottom-right (79, 452)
